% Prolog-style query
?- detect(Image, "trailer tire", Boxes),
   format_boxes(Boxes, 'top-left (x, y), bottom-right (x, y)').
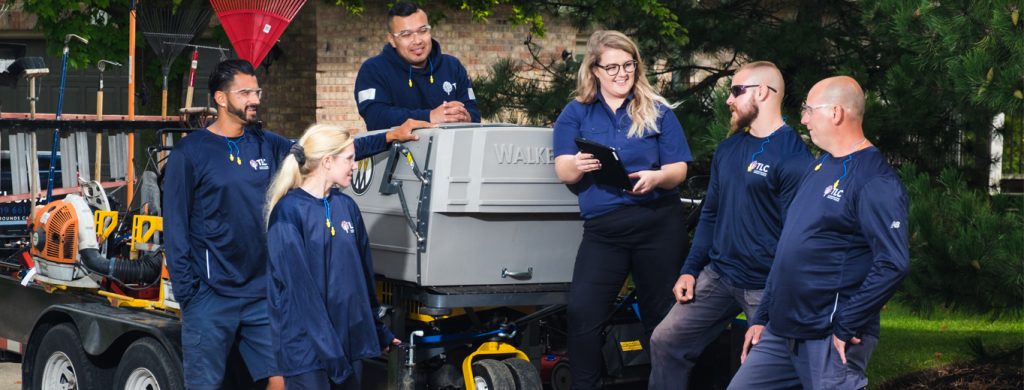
top-left (502, 358), bottom-right (541, 390)
top-left (471, 359), bottom-right (514, 390)
top-left (32, 323), bottom-right (101, 390)
top-left (113, 338), bottom-right (183, 390)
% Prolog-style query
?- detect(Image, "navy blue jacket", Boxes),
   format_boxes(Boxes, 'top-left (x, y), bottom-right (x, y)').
top-left (553, 94), bottom-right (692, 219)
top-left (267, 188), bottom-right (394, 381)
top-left (354, 132), bottom-right (387, 161)
top-left (754, 147), bottom-right (909, 342)
top-left (681, 125), bottom-right (812, 290)
top-left (164, 127), bottom-right (292, 303)
top-left (355, 39), bottom-right (480, 131)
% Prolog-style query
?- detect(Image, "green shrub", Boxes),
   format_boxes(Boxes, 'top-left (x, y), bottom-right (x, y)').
top-left (898, 164), bottom-right (1024, 318)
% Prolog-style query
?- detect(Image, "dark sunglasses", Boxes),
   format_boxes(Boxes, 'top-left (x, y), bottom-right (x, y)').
top-left (730, 84), bottom-right (778, 97)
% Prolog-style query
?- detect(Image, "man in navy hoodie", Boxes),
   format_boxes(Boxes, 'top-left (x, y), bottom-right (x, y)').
top-left (354, 1), bottom-right (481, 131)
top-left (164, 60), bottom-right (425, 390)
top-left (729, 76), bottom-right (909, 390)
top-left (649, 61), bottom-right (812, 389)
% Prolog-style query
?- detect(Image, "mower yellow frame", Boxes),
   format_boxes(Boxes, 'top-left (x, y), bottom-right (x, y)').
top-left (462, 341), bottom-right (530, 390)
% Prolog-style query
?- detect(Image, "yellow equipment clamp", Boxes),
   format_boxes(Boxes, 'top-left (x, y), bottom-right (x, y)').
top-left (131, 215), bottom-right (163, 252)
top-left (462, 341), bottom-right (530, 390)
top-left (94, 210), bottom-right (118, 241)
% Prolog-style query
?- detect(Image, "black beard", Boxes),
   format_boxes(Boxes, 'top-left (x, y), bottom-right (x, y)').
top-left (731, 105), bottom-right (759, 132)
top-left (227, 103), bottom-right (259, 125)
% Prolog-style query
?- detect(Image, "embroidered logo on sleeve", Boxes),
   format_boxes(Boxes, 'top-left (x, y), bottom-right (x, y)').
top-left (357, 88), bottom-right (377, 103)
top-left (890, 221), bottom-right (901, 229)
top-left (468, 87), bottom-right (476, 100)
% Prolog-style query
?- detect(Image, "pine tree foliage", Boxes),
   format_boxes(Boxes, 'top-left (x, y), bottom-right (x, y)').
top-left (472, 0), bottom-right (883, 173)
top-left (899, 164), bottom-right (1024, 318)
top-left (470, 0), bottom-right (1021, 185)
top-left (861, 0), bottom-right (1023, 185)
top-left (472, 38), bottom-right (578, 126)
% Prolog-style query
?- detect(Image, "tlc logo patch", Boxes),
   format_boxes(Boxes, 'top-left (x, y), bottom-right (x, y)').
top-left (249, 159), bottom-right (270, 171)
top-left (443, 81), bottom-right (457, 96)
top-left (340, 220), bottom-right (355, 234)
top-left (823, 185), bottom-right (844, 202)
top-left (747, 160), bottom-right (770, 177)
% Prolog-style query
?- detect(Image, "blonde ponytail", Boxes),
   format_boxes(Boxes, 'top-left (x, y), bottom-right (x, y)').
top-left (265, 155), bottom-right (303, 222)
top-left (265, 124), bottom-right (355, 225)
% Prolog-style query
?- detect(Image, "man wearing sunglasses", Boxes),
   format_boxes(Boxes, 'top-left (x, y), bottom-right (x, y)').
top-left (730, 76), bottom-right (908, 390)
top-left (354, 1), bottom-right (480, 132)
top-left (649, 61), bottom-right (812, 389)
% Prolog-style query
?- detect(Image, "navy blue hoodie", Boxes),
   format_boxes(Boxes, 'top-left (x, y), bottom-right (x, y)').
top-left (267, 188), bottom-right (393, 381)
top-left (681, 125), bottom-right (812, 290)
top-left (754, 147), bottom-right (909, 342)
top-left (355, 39), bottom-right (480, 130)
top-left (163, 127), bottom-right (292, 303)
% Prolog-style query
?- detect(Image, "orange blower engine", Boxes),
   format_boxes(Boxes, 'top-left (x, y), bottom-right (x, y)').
top-left (29, 194), bottom-right (162, 288)
top-left (30, 195), bottom-right (97, 286)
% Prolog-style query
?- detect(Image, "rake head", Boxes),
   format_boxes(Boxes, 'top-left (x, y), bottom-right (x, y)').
top-left (139, 2), bottom-right (213, 76)
top-left (210, 0), bottom-right (307, 67)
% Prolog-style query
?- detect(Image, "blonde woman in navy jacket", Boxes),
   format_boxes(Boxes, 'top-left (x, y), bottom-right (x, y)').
top-left (264, 123), bottom-right (424, 389)
top-left (553, 30), bottom-right (692, 389)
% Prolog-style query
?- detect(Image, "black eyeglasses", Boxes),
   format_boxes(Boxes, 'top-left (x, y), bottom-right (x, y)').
top-left (593, 60), bottom-right (638, 76)
top-left (730, 84), bottom-right (778, 97)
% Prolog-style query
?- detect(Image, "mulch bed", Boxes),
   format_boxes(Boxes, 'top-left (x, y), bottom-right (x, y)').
top-left (875, 349), bottom-right (1023, 390)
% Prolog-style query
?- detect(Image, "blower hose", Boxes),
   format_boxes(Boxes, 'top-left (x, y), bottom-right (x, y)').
top-left (80, 248), bottom-right (162, 285)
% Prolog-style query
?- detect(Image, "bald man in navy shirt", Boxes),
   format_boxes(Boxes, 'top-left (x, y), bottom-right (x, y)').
top-left (729, 76), bottom-right (909, 390)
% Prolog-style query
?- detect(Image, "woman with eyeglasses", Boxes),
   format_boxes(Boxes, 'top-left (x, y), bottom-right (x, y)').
top-left (552, 30), bottom-right (693, 389)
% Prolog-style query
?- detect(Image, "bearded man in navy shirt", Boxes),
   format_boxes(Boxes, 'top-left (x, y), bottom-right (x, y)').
top-left (649, 61), bottom-right (811, 389)
top-left (729, 76), bottom-right (909, 390)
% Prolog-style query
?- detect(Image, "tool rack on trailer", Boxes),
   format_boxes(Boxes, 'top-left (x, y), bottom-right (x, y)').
top-left (0, 116), bottom-right (198, 390)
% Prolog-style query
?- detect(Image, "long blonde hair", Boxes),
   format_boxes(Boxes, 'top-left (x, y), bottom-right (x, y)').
top-left (265, 124), bottom-right (355, 222)
top-left (575, 30), bottom-right (674, 138)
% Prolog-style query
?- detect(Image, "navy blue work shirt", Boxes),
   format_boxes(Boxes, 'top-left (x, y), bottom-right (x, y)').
top-left (753, 147), bottom-right (909, 342)
top-left (553, 93), bottom-right (692, 219)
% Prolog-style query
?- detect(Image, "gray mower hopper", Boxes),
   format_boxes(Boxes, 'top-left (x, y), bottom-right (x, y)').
top-left (346, 124), bottom-right (583, 307)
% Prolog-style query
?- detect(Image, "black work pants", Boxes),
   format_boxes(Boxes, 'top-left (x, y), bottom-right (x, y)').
top-left (567, 196), bottom-right (688, 389)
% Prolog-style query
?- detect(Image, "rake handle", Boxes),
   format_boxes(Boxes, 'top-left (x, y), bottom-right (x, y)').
top-left (186, 49), bottom-right (198, 109)
top-left (95, 90), bottom-right (103, 181)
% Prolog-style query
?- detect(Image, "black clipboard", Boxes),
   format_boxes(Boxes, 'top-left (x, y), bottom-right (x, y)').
top-left (575, 137), bottom-right (633, 190)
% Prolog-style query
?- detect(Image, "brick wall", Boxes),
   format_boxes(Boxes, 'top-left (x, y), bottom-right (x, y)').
top-left (258, 0), bottom-right (318, 138)
top-left (0, 2), bottom-right (35, 31)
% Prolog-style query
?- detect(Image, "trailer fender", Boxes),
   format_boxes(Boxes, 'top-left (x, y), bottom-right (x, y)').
top-left (25, 302), bottom-right (181, 366)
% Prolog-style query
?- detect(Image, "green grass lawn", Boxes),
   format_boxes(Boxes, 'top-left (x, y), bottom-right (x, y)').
top-left (868, 302), bottom-right (1024, 387)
